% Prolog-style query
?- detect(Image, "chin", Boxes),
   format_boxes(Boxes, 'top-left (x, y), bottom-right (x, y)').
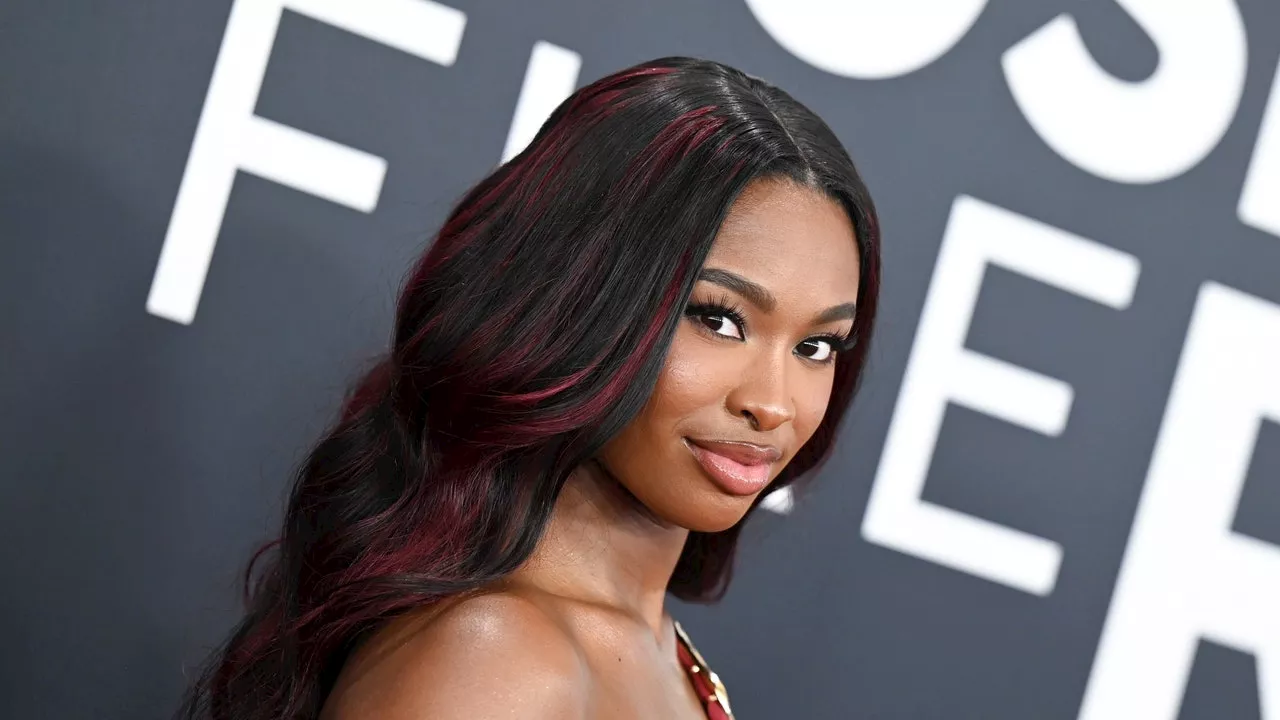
top-left (684, 516), bottom-right (749, 534)
top-left (668, 493), bottom-right (757, 534)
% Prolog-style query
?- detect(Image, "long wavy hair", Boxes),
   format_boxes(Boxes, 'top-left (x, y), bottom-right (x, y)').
top-left (180, 56), bottom-right (880, 720)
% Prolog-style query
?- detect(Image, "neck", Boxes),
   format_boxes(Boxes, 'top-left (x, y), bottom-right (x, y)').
top-left (511, 459), bottom-right (689, 637)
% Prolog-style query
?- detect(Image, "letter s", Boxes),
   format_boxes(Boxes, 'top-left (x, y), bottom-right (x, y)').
top-left (1003, 0), bottom-right (1247, 184)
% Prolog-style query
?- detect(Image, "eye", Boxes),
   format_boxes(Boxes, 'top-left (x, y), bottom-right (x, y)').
top-left (683, 300), bottom-right (747, 341)
top-left (795, 333), bottom-right (850, 365)
top-left (695, 310), bottom-right (745, 340)
top-left (796, 338), bottom-right (834, 362)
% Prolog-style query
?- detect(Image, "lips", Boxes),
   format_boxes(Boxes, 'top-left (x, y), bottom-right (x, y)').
top-left (684, 438), bottom-right (782, 496)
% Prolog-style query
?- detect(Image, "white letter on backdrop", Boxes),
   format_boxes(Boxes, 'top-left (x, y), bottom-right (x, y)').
top-left (1079, 283), bottom-right (1280, 720)
top-left (501, 41), bottom-right (581, 163)
top-left (743, 0), bottom-right (988, 80)
top-left (1240, 57), bottom-right (1280, 239)
top-left (1002, 0), bottom-right (1246, 184)
top-left (147, 0), bottom-right (466, 324)
top-left (862, 196), bottom-right (1140, 596)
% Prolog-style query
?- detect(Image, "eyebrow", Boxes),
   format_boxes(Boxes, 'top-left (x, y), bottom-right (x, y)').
top-left (696, 267), bottom-right (857, 324)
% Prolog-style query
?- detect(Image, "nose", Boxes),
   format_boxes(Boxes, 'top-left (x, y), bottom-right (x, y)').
top-left (726, 349), bottom-right (796, 432)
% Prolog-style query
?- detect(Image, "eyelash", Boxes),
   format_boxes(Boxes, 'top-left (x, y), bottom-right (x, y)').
top-left (682, 293), bottom-right (855, 365)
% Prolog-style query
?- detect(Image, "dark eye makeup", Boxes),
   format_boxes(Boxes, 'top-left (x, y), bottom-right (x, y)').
top-left (682, 292), bottom-right (855, 364)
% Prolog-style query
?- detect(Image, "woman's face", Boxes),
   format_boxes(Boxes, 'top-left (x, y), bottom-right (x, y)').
top-left (596, 177), bottom-right (863, 533)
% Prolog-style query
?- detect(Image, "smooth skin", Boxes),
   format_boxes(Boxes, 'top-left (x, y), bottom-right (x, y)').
top-left (320, 177), bottom-right (863, 720)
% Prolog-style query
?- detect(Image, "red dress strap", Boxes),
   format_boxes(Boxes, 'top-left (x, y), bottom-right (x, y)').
top-left (673, 620), bottom-right (734, 720)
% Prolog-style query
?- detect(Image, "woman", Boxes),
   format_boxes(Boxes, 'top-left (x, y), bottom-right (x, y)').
top-left (181, 56), bottom-right (880, 719)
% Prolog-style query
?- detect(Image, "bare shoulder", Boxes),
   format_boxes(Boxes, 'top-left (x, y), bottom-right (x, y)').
top-left (322, 591), bottom-right (591, 720)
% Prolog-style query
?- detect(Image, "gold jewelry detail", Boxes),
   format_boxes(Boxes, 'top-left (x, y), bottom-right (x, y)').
top-left (673, 621), bottom-right (734, 718)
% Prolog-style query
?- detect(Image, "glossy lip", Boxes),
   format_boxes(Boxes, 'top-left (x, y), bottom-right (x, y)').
top-left (683, 437), bottom-right (783, 496)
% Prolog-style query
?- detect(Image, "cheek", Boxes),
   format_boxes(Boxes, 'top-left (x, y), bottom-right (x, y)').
top-left (793, 369), bottom-right (837, 445)
top-left (651, 326), bottom-right (733, 417)
top-left (606, 328), bottom-right (728, 464)
top-left (597, 329), bottom-right (729, 493)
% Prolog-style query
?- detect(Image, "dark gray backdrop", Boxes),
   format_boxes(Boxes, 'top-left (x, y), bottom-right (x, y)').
top-left (3, 1), bottom-right (1279, 718)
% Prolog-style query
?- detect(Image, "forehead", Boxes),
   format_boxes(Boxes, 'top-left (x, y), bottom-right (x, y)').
top-left (705, 177), bottom-right (861, 302)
